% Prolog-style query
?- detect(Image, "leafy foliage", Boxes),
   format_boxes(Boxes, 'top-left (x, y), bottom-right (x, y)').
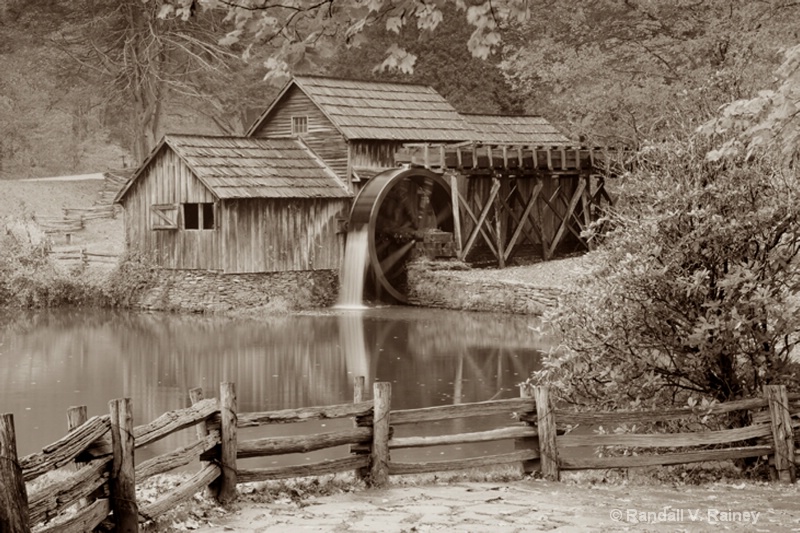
top-left (173, 0), bottom-right (531, 85)
top-left (0, 219), bottom-right (97, 308)
top-left (322, 3), bottom-right (524, 114)
top-left (534, 138), bottom-right (800, 409)
top-left (701, 44), bottom-right (800, 165)
top-left (501, 0), bottom-right (800, 146)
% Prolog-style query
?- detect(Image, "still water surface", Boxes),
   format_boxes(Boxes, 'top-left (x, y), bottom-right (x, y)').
top-left (0, 307), bottom-right (551, 467)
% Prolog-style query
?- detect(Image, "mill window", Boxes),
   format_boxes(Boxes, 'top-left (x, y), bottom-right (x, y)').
top-left (183, 202), bottom-right (215, 230)
top-left (292, 116), bottom-right (308, 136)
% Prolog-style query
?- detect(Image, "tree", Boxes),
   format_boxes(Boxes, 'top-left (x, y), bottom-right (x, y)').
top-left (55, 0), bottom-right (269, 162)
top-left (501, 0), bottom-right (800, 146)
top-left (323, 3), bottom-right (524, 114)
top-left (533, 48), bottom-right (800, 411)
top-left (165, 0), bottom-right (530, 84)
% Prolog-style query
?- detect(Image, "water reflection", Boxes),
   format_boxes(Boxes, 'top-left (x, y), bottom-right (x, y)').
top-left (0, 307), bottom-right (552, 464)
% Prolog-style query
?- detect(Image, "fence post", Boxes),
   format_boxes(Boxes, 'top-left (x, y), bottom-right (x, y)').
top-left (351, 376), bottom-right (369, 481)
top-left (516, 383), bottom-right (540, 475)
top-left (533, 386), bottom-right (560, 481)
top-left (765, 385), bottom-right (796, 484)
top-left (0, 414), bottom-right (30, 533)
top-left (189, 388), bottom-right (214, 498)
top-left (67, 406), bottom-right (88, 468)
top-left (212, 382), bottom-right (238, 504)
top-left (109, 398), bottom-right (138, 533)
top-left (369, 382), bottom-right (391, 487)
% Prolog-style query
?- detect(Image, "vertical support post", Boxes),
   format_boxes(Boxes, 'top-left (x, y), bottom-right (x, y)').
top-left (109, 398), bottom-right (138, 533)
top-left (189, 388), bottom-right (214, 498)
top-left (448, 172), bottom-right (463, 259)
top-left (533, 386), bottom-right (559, 481)
top-left (352, 376), bottom-right (368, 481)
top-left (68, 405), bottom-right (97, 506)
top-left (515, 384), bottom-right (540, 475)
top-left (765, 385), bottom-right (796, 484)
top-left (369, 382), bottom-right (391, 487)
top-left (213, 382), bottom-right (238, 503)
top-left (494, 175), bottom-right (506, 268)
top-left (0, 414), bottom-right (30, 533)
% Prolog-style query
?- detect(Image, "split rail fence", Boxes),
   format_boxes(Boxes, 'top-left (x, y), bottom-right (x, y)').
top-left (1, 381), bottom-right (797, 532)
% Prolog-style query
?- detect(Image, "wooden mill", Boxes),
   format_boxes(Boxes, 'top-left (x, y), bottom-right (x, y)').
top-left (115, 75), bottom-right (622, 304)
top-left (349, 142), bottom-right (621, 303)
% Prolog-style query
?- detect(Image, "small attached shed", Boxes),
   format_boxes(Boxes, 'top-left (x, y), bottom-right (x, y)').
top-left (246, 75), bottom-right (476, 185)
top-left (114, 135), bottom-right (352, 273)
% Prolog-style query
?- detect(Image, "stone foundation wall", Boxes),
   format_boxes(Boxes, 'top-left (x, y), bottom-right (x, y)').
top-left (134, 269), bottom-right (338, 313)
top-left (407, 263), bottom-right (561, 316)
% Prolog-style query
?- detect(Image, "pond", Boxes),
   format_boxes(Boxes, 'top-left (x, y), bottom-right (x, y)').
top-left (0, 306), bottom-right (552, 468)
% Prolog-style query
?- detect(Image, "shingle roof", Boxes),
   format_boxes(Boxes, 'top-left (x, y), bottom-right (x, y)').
top-left (116, 135), bottom-right (352, 202)
top-left (252, 76), bottom-right (477, 142)
top-left (460, 114), bottom-right (572, 145)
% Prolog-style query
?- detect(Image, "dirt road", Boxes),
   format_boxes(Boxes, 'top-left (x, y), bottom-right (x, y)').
top-left (189, 479), bottom-right (800, 532)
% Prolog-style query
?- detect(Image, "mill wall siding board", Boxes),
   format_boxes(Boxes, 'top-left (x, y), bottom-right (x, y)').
top-left (251, 86), bottom-right (349, 178)
top-left (123, 148), bottom-right (220, 271)
top-left (221, 198), bottom-right (348, 273)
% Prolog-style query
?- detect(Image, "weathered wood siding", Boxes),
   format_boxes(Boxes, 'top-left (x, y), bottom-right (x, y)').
top-left (350, 140), bottom-right (406, 170)
top-left (251, 86), bottom-right (349, 179)
top-left (122, 148), bottom-right (220, 270)
top-left (221, 198), bottom-right (348, 273)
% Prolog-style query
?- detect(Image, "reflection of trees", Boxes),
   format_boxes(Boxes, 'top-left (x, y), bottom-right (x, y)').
top-left (364, 308), bottom-right (551, 409)
top-left (0, 307), bottom-right (551, 462)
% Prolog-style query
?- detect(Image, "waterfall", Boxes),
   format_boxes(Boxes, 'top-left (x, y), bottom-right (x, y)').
top-left (336, 227), bottom-right (369, 309)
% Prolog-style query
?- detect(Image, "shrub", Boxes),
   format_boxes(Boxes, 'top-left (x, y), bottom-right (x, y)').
top-left (101, 250), bottom-right (159, 307)
top-left (533, 136), bottom-right (800, 411)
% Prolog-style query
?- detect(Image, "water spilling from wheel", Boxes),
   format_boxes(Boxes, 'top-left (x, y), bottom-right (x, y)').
top-left (337, 226), bottom-right (369, 309)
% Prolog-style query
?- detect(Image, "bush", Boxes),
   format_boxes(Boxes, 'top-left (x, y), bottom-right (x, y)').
top-left (0, 219), bottom-right (99, 308)
top-left (533, 136), bottom-right (800, 411)
top-left (101, 250), bottom-right (159, 307)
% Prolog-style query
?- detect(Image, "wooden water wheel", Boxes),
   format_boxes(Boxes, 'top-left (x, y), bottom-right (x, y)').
top-left (349, 167), bottom-right (454, 303)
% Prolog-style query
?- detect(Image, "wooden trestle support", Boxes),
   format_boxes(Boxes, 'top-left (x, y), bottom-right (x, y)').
top-left (396, 143), bottom-right (625, 267)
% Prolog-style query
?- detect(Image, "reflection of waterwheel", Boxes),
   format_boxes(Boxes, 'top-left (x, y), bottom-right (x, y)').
top-left (350, 167), bottom-right (454, 303)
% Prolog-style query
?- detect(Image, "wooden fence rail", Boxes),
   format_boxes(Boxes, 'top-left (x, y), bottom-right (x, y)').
top-left (0, 381), bottom-right (797, 532)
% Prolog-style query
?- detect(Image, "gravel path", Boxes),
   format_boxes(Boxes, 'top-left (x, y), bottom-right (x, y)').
top-left (190, 479), bottom-right (800, 532)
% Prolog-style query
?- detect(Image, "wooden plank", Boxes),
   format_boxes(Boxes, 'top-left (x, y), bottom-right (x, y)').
top-left (109, 398), bottom-right (137, 533)
top-left (547, 178), bottom-right (586, 258)
top-left (504, 179), bottom-right (544, 263)
top-left (238, 456), bottom-right (370, 483)
top-left (449, 173), bottom-right (463, 259)
top-left (516, 384), bottom-right (539, 474)
top-left (765, 385), bottom-right (796, 483)
top-left (558, 423), bottom-right (772, 448)
top-left (461, 179), bottom-right (501, 262)
top-left (34, 499), bottom-right (110, 533)
top-left (133, 398), bottom-right (218, 449)
top-left (389, 450), bottom-right (539, 475)
top-left (560, 445), bottom-right (773, 470)
top-left (237, 428), bottom-right (372, 458)
top-left (237, 401), bottom-right (373, 427)
top-left (389, 426), bottom-right (538, 450)
top-left (28, 456), bottom-right (111, 525)
top-left (352, 376), bottom-right (369, 481)
top-left (392, 398), bottom-right (535, 425)
top-left (454, 188), bottom-right (498, 258)
top-left (21, 415), bottom-right (110, 482)
top-left (535, 386), bottom-right (559, 481)
top-left (138, 464), bottom-right (220, 523)
top-left (0, 414), bottom-right (30, 533)
top-left (136, 431), bottom-right (219, 480)
top-left (370, 382), bottom-right (392, 487)
top-left (532, 397), bottom-right (772, 426)
top-left (493, 176), bottom-right (506, 268)
top-left (213, 382), bottom-right (237, 504)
